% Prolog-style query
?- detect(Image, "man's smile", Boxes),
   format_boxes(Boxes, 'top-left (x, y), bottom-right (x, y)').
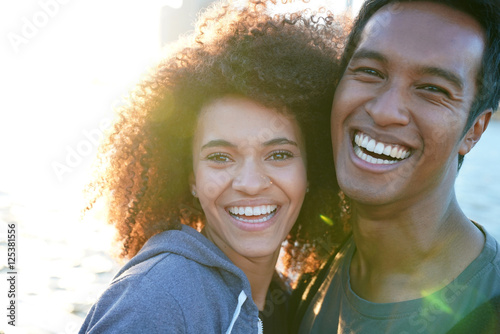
top-left (353, 131), bottom-right (412, 165)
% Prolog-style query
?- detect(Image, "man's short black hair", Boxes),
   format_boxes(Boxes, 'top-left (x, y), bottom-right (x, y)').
top-left (340, 0), bottom-right (500, 168)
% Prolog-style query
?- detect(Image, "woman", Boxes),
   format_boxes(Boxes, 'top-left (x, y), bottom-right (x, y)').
top-left (79, 1), bottom-right (346, 333)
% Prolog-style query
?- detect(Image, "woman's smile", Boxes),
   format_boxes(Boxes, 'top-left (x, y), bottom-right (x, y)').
top-left (227, 204), bottom-right (278, 223)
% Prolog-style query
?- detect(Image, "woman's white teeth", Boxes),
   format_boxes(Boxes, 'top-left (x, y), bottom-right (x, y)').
top-left (228, 205), bottom-right (277, 217)
top-left (354, 132), bottom-right (411, 164)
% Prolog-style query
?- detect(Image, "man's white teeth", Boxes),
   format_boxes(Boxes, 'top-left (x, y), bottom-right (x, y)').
top-left (228, 205), bottom-right (277, 217)
top-left (354, 132), bottom-right (411, 164)
top-left (354, 147), bottom-right (397, 164)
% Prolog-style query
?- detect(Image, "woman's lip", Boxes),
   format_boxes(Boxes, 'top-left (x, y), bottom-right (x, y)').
top-left (226, 204), bottom-right (278, 217)
top-left (226, 207), bottom-right (280, 232)
top-left (229, 209), bottom-right (277, 223)
top-left (225, 199), bottom-right (278, 207)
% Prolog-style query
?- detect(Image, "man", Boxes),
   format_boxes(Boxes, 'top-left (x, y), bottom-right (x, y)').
top-left (297, 0), bottom-right (500, 333)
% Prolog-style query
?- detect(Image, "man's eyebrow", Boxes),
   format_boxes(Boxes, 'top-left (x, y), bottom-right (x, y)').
top-left (352, 48), bottom-right (464, 90)
top-left (263, 138), bottom-right (298, 147)
top-left (201, 139), bottom-right (236, 150)
top-left (351, 49), bottom-right (388, 64)
top-left (417, 66), bottom-right (464, 91)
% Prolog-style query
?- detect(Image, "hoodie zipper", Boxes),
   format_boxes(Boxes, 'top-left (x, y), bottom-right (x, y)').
top-left (258, 317), bottom-right (263, 334)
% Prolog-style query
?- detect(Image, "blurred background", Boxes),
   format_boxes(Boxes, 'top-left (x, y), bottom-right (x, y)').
top-left (0, 0), bottom-right (498, 333)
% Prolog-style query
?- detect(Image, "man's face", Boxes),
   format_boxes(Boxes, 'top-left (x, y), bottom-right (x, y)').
top-left (331, 2), bottom-right (486, 206)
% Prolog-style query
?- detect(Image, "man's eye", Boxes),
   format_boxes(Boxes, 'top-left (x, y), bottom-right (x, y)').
top-left (206, 153), bottom-right (232, 163)
top-left (266, 150), bottom-right (293, 161)
top-left (355, 67), bottom-right (384, 78)
top-left (419, 85), bottom-right (451, 97)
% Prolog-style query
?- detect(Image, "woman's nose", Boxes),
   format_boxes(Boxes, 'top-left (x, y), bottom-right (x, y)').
top-left (232, 161), bottom-right (272, 195)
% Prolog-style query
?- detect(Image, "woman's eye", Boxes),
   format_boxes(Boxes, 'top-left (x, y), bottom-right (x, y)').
top-left (266, 150), bottom-right (293, 161)
top-left (206, 153), bottom-right (232, 163)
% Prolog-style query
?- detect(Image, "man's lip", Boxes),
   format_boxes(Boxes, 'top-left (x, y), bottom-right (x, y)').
top-left (350, 145), bottom-right (409, 171)
top-left (354, 131), bottom-right (412, 161)
top-left (345, 129), bottom-right (416, 170)
top-left (350, 129), bottom-right (414, 149)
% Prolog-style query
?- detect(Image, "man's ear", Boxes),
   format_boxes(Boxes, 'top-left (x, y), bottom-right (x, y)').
top-left (459, 110), bottom-right (492, 156)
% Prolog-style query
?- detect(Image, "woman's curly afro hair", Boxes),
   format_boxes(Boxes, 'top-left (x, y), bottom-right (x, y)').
top-left (85, 0), bottom-right (350, 281)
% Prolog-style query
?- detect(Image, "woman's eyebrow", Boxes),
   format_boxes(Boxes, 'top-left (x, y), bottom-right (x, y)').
top-left (263, 138), bottom-right (298, 147)
top-left (201, 139), bottom-right (236, 150)
top-left (201, 137), bottom-right (297, 150)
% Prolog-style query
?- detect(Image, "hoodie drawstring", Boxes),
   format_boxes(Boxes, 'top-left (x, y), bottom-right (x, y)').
top-left (226, 290), bottom-right (247, 334)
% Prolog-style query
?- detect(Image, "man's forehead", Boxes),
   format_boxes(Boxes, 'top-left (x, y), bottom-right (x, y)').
top-left (361, 2), bottom-right (485, 45)
top-left (356, 2), bottom-right (485, 70)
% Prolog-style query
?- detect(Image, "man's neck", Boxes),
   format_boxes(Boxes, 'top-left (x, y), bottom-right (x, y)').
top-left (349, 194), bottom-right (485, 303)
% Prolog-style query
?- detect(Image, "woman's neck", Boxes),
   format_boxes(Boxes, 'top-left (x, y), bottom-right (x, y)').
top-left (237, 255), bottom-right (278, 310)
top-left (203, 228), bottom-right (280, 310)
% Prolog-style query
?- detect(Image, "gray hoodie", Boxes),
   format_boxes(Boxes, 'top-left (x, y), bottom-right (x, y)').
top-left (79, 225), bottom-right (262, 333)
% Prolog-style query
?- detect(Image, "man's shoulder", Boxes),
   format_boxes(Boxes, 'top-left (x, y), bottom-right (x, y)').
top-left (476, 225), bottom-right (500, 276)
top-left (446, 294), bottom-right (500, 334)
top-left (293, 230), bottom-right (500, 334)
top-left (289, 235), bottom-right (353, 334)
top-left (293, 235), bottom-right (354, 304)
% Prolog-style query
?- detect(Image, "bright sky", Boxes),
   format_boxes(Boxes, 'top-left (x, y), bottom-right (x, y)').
top-left (1, 1), bottom-right (177, 208)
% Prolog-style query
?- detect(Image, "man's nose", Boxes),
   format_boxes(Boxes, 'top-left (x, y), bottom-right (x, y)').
top-left (232, 160), bottom-right (271, 195)
top-left (365, 84), bottom-right (411, 127)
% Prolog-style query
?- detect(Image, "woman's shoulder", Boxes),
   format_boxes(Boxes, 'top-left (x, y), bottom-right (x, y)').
top-left (113, 248), bottom-right (235, 298)
top-left (78, 253), bottom-right (221, 334)
top-left (114, 249), bottom-right (205, 284)
top-left (78, 253), bottom-right (189, 333)
top-left (79, 227), bottom-right (250, 333)
top-left (113, 227), bottom-right (236, 291)
top-left (107, 225), bottom-right (252, 303)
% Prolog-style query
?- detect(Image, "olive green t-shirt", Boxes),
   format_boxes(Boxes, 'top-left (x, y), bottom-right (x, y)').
top-left (299, 226), bottom-right (500, 334)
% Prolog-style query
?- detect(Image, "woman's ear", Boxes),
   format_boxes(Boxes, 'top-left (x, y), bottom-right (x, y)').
top-left (189, 173), bottom-right (197, 197)
top-left (458, 110), bottom-right (492, 156)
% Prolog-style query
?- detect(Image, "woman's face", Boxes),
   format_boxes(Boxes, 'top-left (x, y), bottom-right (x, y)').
top-left (191, 96), bottom-right (307, 261)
